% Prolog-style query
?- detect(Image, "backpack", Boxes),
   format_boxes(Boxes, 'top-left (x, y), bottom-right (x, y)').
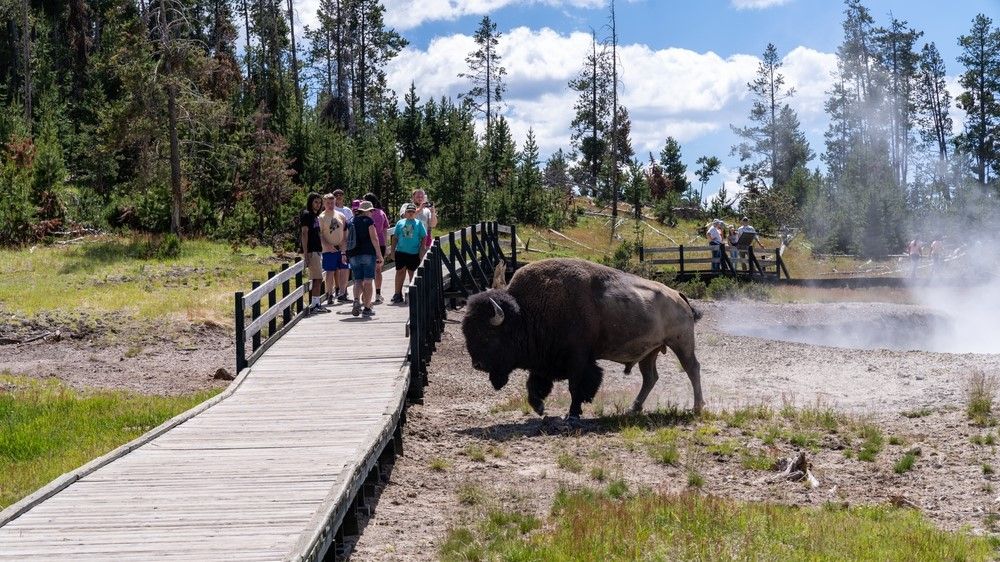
top-left (345, 217), bottom-right (358, 252)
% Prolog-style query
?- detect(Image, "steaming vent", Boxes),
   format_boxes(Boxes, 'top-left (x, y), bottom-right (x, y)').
top-left (727, 306), bottom-right (1000, 353)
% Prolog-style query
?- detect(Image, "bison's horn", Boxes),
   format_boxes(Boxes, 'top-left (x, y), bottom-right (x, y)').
top-left (488, 297), bottom-right (505, 326)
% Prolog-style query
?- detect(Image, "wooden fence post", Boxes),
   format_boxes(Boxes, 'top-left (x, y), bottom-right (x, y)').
top-left (234, 292), bottom-right (245, 373)
top-left (251, 281), bottom-right (261, 352)
top-left (407, 280), bottom-right (423, 402)
top-left (679, 245), bottom-right (685, 276)
top-left (267, 271), bottom-right (277, 338)
top-left (281, 263), bottom-right (291, 326)
top-left (295, 270), bottom-right (304, 314)
top-left (511, 224), bottom-right (518, 268)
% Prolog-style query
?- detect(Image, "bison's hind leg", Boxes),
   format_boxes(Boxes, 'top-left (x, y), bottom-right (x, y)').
top-left (623, 362), bottom-right (634, 374)
top-left (630, 350), bottom-right (660, 414)
top-left (668, 334), bottom-right (703, 414)
top-left (526, 371), bottom-right (554, 416)
top-left (567, 361), bottom-right (603, 419)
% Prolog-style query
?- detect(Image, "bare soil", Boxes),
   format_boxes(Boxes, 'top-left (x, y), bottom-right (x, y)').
top-left (7, 299), bottom-right (1000, 559)
top-left (0, 307), bottom-right (233, 395)
top-left (351, 300), bottom-right (1000, 561)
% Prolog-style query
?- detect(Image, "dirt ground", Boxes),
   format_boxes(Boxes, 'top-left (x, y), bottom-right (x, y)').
top-left (350, 300), bottom-right (1000, 561)
top-left (6, 298), bottom-right (1000, 559)
top-left (0, 307), bottom-right (233, 395)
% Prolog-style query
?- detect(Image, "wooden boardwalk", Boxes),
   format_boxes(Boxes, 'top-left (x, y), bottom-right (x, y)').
top-left (0, 268), bottom-right (413, 561)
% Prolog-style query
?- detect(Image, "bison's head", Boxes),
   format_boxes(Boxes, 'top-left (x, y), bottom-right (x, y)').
top-left (462, 290), bottom-right (522, 390)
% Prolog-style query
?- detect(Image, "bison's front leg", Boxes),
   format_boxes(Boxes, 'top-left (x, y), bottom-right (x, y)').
top-left (566, 360), bottom-right (603, 419)
top-left (526, 371), bottom-right (553, 416)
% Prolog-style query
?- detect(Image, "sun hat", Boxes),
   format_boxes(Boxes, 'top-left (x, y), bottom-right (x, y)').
top-left (404, 203), bottom-right (417, 212)
top-left (713, 219), bottom-right (724, 226)
top-left (358, 200), bottom-right (374, 212)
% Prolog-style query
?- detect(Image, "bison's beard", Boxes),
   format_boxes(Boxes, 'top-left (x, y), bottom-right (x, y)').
top-left (489, 371), bottom-right (510, 390)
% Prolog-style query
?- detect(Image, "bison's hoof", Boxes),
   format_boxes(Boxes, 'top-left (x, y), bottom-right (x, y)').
top-left (528, 396), bottom-right (545, 416)
top-left (629, 404), bottom-right (643, 415)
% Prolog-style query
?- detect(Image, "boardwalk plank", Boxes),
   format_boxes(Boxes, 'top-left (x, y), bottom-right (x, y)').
top-left (0, 266), bottom-right (418, 561)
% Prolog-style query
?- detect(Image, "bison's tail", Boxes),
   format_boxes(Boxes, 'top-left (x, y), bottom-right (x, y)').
top-left (679, 292), bottom-right (703, 322)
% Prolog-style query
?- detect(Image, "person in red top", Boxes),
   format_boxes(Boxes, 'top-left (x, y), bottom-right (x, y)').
top-left (364, 193), bottom-right (390, 304)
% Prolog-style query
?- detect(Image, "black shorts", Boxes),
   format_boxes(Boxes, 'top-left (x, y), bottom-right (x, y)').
top-left (394, 251), bottom-right (420, 271)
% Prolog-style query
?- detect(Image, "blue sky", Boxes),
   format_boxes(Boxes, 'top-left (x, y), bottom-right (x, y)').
top-left (295, 0), bottom-right (997, 199)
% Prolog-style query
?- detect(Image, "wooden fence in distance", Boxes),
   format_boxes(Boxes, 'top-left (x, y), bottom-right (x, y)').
top-left (639, 244), bottom-right (789, 279)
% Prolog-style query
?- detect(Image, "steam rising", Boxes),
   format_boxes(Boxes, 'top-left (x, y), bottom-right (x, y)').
top-left (724, 212), bottom-right (999, 356)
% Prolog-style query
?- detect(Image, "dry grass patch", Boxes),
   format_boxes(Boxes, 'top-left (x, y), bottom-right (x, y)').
top-left (967, 370), bottom-right (997, 426)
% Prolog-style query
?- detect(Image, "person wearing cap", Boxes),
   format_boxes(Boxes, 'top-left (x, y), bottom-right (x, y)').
top-left (389, 203), bottom-right (428, 304)
top-left (331, 189), bottom-right (354, 302)
top-left (364, 193), bottom-right (391, 304)
top-left (399, 189), bottom-right (437, 259)
top-left (707, 219), bottom-right (724, 272)
top-left (347, 200), bottom-right (384, 317)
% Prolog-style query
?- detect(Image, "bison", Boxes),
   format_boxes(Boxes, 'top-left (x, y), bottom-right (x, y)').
top-left (462, 258), bottom-right (703, 419)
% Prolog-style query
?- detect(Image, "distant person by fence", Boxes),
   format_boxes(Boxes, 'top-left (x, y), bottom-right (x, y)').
top-left (707, 219), bottom-right (723, 272)
top-left (907, 238), bottom-right (923, 278)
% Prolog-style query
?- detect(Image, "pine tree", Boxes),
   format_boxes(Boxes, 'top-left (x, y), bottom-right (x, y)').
top-left (874, 17), bottom-right (922, 190)
top-left (694, 156), bottom-right (721, 208)
top-left (515, 128), bottom-right (543, 223)
top-left (659, 137), bottom-right (690, 200)
top-left (460, 16), bottom-right (506, 192)
top-left (955, 14), bottom-right (1000, 188)
top-left (568, 31), bottom-right (611, 198)
top-left (914, 41), bottom-right (953, 201)
top-left (730, 43), bottom-right (795, 191)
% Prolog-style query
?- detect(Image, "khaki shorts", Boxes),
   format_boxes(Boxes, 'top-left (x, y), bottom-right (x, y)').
top-left (306, 252), bottom-right (323, 280)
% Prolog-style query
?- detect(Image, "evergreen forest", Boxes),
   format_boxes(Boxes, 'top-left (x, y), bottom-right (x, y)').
top-left (1, 0), bottom-right (998, 257)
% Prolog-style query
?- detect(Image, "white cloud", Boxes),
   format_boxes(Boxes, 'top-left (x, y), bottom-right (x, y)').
top-left (780, 46), bottom-right (838, 120)
top-left (382, 0), bottom-right (605, 30)
top-left (730, 0), bottom-right (793, 9)
top-left (387, 27), bottom-right (768, 160)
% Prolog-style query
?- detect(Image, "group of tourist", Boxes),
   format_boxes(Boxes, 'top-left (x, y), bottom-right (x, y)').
top-left (907, 236), bottom-right (945, 278)
top-left (706, 217), bottom-right (766, 272)
top-left (300, 189), bottom-right (438, 318)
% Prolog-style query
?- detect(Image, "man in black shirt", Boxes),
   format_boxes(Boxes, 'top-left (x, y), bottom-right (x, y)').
top-left (300, 193), bottom-right (328, 314)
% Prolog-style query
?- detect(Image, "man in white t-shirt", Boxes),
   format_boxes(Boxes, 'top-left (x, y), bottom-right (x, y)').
top-left (331, 189), bottom-right (354, 301)
top-left (707, 219), bottom-right (723, 272)
top-left (399, 189), bottom-right (438, 259)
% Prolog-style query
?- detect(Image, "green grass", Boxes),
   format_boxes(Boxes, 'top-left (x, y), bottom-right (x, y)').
top-left (556, 452), bottom-right (583, 473)
top-left (856, 423), bottom-right (884, 462)
top-left (0, 236), bottom-right (275, 324)
top-left (972, 433), bottom-right (997, 446)
top-left (894, 452), bottom-right (918, 474)
top-left (0, 374), bottom-right (217, 509)
top-left (901, 407), bottom-right (934, 419)
top-left (464, 444), bottom-right (486, 462)
top-left (741, 452), bottom-right (775, 471)
top-left (456, 482), bottom-right (488, 506)
top-left (429, 457), bottom-right (451, 472)
top-left (441, 490), bottom-right (997, 561)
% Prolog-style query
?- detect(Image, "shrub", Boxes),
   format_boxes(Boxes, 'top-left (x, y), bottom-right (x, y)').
top-left (967, 370), bottom-right (996, 426)
top-left (156, 233), bottom-right (182, 259)
top-left (673, 276), bottom-right (707, 299)
top-left (601, 239), bottom-right (637, 272)
top-left (705, 276), bottom-right (741, 300)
